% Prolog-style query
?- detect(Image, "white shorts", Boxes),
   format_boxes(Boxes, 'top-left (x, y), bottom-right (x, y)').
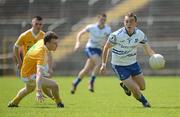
top-left (21, 64), bottom-right (49, 85)
top-left (21, 74), bottom-right (49, 84)
top-left (21, 74), bottom-right (36, 86)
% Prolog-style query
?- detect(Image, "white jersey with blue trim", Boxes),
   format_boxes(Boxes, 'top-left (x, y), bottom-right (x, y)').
top-left (85, 23), bottom-right (111, 49)
top-left (108, 27), bottom-right (148, 66)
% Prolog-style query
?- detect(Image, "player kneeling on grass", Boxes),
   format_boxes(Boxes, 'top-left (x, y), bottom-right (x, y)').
top-left (8, 31), bottom-right (64, 108)
top-left (100, 12), bottom-right (159, 108)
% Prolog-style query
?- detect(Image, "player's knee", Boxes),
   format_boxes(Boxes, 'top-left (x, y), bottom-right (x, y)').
top-left (132, 90), bottom-right (141, 99)
top-left (95, 61), bottom-right (101, 66)
top-left (140, 86), bottom-right (145, 91)
top-left (82, 68), bottom-right (90, 74)
top-left (26, 86), bottom-right (35, 93)
top-left (52, 83), bottom-right (59, 90)
top-left (131, 86), bottom-right (140, 95)
top-left (138, 83), bottom-right (146, 90)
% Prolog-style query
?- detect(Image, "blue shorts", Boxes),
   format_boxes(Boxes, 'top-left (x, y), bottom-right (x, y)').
top-left (112, 62), bottom-right (142, 81)
top-left (85, 47), bottom-right (102, 58)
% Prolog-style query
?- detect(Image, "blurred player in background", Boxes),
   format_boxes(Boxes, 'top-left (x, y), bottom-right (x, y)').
top-left (14, 16), bottom-right (45, 69)
top-left (71, 13), bottom-right (111, 94)
top-left (8, 31), bottom-right (64, 108)
top-left (100, 12), bottom-right (156, 108)
top-left (13, 16), bottom-right (53, 99)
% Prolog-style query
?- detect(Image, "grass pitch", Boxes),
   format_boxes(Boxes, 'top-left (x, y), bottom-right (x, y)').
top-left (0, 76), bottom-right (180, 117)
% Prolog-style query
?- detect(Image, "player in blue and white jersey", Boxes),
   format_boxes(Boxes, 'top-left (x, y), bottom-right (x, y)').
top-left (71, 13), bottom-right (111, 94)
top-left (100, 12), bottom-right (156, 107)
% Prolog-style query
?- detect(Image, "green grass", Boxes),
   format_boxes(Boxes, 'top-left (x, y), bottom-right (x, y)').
top-left (0, 76), bottom-right (180, 117)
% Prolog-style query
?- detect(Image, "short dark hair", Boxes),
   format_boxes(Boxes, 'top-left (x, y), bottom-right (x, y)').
top-left (32, 16), bottom-right (43, 21)
top-left (125, 12), bottom-right (137, 22)
top-left (44, 31), bottom-right (58, 44)
top-left (98, 13), bottom-right (107, 18)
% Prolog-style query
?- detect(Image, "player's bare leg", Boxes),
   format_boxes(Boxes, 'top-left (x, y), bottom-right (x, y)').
top-left (8, 80), bottom-right (36, 107)
top-left (71, 59), bottom-right (94, 94)
top-left (119, 81), bottom-right (131, 96)
top-left (122, 77), bottom-right (151, 108)
top-left (89, 55), bottom-right (101, 92)
top-left (41, 78), bottom-right (64, 108)
top-left (132, 73), bottom-right (145, 91)
top-left (42, 87), bottom-right (54, 100)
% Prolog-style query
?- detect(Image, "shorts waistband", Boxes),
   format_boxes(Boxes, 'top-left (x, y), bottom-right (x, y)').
top-left (21, 74), bottom-right (36, 82)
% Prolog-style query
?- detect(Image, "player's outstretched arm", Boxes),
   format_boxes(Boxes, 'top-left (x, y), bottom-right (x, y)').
top-left (47, 52), bottom-right (53, 78)
top-left (74, 28), bottom-right (87, 51)
top-left (36, 65), bottom-right (45, 103)
top-left (100, 40), bottom-right (113, 74)
top-left (142, 43), bottom-right (156, 57)
top-left (13, 45), bottom-right (22, 69)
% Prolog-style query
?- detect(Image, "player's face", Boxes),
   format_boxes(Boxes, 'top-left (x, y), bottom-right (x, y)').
top-left (98, 16), bottom-right (106, 25)
top-left (124, 16), bottom-right (137, 33)
top-left (47, 39), bottom-right (58, 51)
top-left (32, 19), bottom-right (43, 31)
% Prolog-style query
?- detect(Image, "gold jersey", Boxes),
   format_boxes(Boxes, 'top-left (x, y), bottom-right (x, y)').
top-left (21, 39), bottom-right (49, 78)
top-left (15, 29), bottom-right (45, 57)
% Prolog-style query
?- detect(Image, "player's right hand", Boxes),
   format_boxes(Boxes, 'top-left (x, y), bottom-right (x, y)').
top-left (17, 62), bottom-right (22, 69)
top-left (36, 90), bottom-right (44, 103)
top-left (99, 64), bottom-right (106, 74)
top-left (48, 69), bottom-right (53, 78)
top-left (74, 42), bottom-right (80, 51)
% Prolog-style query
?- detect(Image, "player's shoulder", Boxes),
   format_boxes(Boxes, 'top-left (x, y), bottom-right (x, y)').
top-left (30, 40), bottom-right (44, 52)
top-left (40, 30), bottom-right (45, 35)
top-left (85, 23), bottom-right (100, 32)
top-left (105, 24), bottom-right (111, 30)
top-left (36, 39), bottom-right (44, 45)
top-left (108, 27), bottom-right (126, 42)
top-left (86, 23), bottom-right (96, 28)
top-left (20, 29), bottom-right (32, 36)
top-left (17, 29), bottom-right (31, 40)
top-left (135, 28), bottom-right (145, 36)
top-left (112, 27), bottom-right (125, 36)
top-left (19, 29), bottom-right (31, 37)
top-left (38, 40), bottom-right (48, 54)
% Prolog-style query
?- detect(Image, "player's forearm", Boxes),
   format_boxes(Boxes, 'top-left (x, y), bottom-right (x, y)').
top-left (148, 49), bottom-right (155, 56)
top-left (76, 29), bottom-right (86, 43)
top-left (47, 52), bottom-right (53, 70)
top-left (102, 41), bottom-right (113, 65)
top-left (13, 46), bottom-right (22, 64)
top-left (76, 33), bottom-right (81, 43)
top-left (36, 70), bottom-right (43, 91)
top-left (102, 45), bottom-right (109, 65)
top-left (143, 44), bottom-right (156, 56)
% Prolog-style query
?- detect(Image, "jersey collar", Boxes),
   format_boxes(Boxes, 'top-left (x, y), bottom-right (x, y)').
top-left (30, 28), bottom-right (41, 38)
top-left (96, 23), bottom-right (105, 30)
top-left (123, 27), bottom-right (137, 36)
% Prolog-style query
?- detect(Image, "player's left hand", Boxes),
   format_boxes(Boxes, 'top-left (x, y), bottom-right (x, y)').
top-left (36, 90), bottom-right (44, 103)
